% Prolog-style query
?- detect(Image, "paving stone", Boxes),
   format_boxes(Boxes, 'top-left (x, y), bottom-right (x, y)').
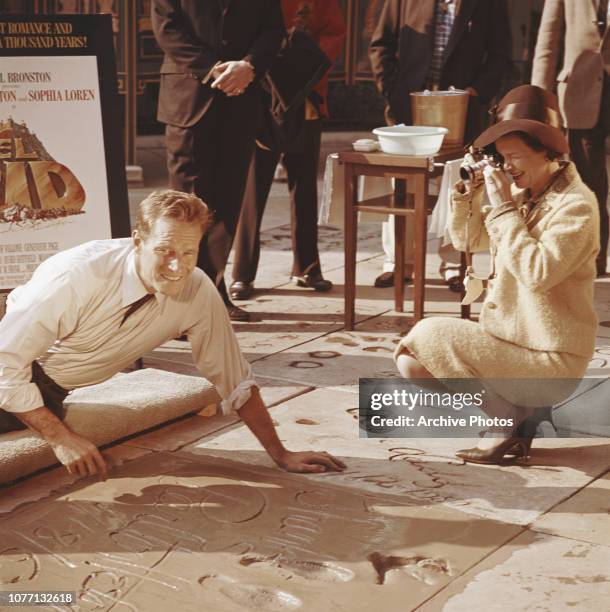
top-left (0, 451), bottom-right (521, 612)
top-left (183, 388), bottom-right (610, 526)
top-left (123, 414), bottom-right (239, 453)
top-left (419, 530), bottom-right (610, 612)
top-left (531, 472), bottom-right (610, 547)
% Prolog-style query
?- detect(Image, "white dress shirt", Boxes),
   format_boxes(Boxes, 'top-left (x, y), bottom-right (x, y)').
top-left (0, 238), bottom-right (255, 416)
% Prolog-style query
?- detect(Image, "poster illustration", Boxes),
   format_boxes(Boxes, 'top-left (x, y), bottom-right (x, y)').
top-left (0, 55), bottom-right (111, 288)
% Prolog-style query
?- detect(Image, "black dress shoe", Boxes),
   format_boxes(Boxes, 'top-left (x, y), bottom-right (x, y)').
top-left (292, 272), bottom-right (333, 292)
top-left (229, 280), bottom-right (254, 300)
top-left (373, 271), bottom-right (411, 288)
top-left (226, 303), bottom-right (251, 322)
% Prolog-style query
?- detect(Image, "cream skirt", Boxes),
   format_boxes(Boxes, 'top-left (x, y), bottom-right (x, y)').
top-left (394, 317), bottom-right (590, 406)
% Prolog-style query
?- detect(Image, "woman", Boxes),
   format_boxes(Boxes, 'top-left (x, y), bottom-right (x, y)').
top-left (394, 85), bottom-right (600, 464)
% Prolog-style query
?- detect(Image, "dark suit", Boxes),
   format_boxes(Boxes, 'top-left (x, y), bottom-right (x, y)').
top-left (369, 0), bottom-right (512, 140)
top-left (152, 0), bottom-right (284, 302)
top-left (233, 0), bottom-right (346, 284)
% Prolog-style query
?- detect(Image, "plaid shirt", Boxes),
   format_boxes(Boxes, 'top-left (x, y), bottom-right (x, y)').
top-left (426, 0), bottom-right (457, 90)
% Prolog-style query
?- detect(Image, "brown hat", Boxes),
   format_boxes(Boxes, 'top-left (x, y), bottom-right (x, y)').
top-left (474, 85), bottom-right (568, 154)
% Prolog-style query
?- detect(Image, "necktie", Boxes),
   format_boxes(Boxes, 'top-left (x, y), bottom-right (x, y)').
top-left (121, 293), bottom-right (154, 326)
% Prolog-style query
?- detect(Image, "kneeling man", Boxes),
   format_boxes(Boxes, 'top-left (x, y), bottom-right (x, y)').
top-left (0, 190), bottom-right (345, 480)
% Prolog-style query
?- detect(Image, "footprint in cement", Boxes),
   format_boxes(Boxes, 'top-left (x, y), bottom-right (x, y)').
top-left (289, 361), bottom-right (322, 368)
top-left (199, 574), bottom-right (302, 610)
top-left (240, 556), bottom-right (354, 583)
top-left (368, 551), bottom-right (452, 586)
top-left (326, 336), bottom-right (359, 347)
top-left (277, 559), bottom-right (354, 583)
top-left (295, 418), bottom-right (318, 425)
top-left (308, 351), bottom-right (340, 359)
top-left (362, 346), bottom-right (393, 353)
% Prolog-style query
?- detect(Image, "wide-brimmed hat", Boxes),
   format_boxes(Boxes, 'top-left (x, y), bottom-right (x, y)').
top-left (474, 85), bottom-right (568, 154)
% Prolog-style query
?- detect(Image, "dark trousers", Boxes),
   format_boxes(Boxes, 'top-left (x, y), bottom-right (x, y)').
top-left (568, 73), bottom-right (610, 270)
top-left (166, 88), bottom-right (262, 303)
top-left (0, 362), bottom-right (68, 434)
top-left (233, 119), bottom-right (322, 282)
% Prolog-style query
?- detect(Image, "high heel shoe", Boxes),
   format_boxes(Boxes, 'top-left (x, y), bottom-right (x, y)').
top-left (456, 435), bottom-right (532, 465)
top-left (468, 406), bottom-right (556, 464)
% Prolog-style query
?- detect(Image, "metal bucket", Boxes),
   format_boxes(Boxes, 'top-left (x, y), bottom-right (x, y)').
top-left (410, 89), bottom-right (469, 148)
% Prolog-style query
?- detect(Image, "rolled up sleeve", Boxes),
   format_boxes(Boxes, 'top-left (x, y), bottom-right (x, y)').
top-left (188, 278), bottom-right (257, 417)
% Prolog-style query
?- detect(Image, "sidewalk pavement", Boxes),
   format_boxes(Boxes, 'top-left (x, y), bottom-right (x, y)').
top-left (0, 133), bottom-right (608, 611)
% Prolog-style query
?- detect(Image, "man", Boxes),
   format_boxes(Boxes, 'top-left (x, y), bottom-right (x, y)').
top-left (230, 0), bottom-right (346, 301)
top-left (369, 0), bottom-right (512, 289)
top-left (152, 0), bottom-right (285, 321)
top-left (0, 190), bottom-right (346, 480)
top-left (531, 0), bottom-right (610, 276)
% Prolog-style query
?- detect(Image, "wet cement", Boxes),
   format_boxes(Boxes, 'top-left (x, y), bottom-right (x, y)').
top-left (0, 451), bottom-right (521, 611)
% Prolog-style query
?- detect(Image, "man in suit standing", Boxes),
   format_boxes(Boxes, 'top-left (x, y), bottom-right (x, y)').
top-left (152, 0), bottom-right (285, 321)
top-left (368, 0), bottom-right (512, 289)
top-left (230, 0), bottom-right (346, 301)
top-left (532, 0), bottom-right (610, 276)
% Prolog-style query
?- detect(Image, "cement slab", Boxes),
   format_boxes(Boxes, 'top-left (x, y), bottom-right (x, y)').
top-left (531, 471), bottom-right (610, 547)
top-left (419, 530), bottom-right (610, 612)
top-left (0, 451), bottom-right (521, 612)
top-left (123, 414), bottom-right (239, 453)
top-left (0, 444), bottom-right (153, 515)
top-left (183, 388), bottom-right (610, 526)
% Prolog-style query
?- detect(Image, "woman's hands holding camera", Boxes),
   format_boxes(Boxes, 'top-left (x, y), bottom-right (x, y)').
top-left (483, 165), bottom-right (512, 208)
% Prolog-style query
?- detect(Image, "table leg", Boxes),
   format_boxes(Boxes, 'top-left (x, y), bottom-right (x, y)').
top-left (394, 213), bottom-right (405, 312)
top-left (344, 164), bottom-right (357, 330)
top-left (413, 172), bottom-right (427, 321)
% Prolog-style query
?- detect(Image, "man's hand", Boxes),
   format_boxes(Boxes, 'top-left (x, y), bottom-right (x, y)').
top-left (16, 405), bottom-right (108, 480)
top-left (237, 386), bottom-right (348, 474)
top-left (275, 450), bottom-right (346, 474)
top-left (483, 164), bottom-right (513, 208)
top-left (211, 60), bottom-right (254, 96)
top-left (48, 430), bottom-right (108, 480)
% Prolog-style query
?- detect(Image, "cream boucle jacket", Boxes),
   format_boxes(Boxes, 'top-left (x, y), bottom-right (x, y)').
top-left (449, 162), bottom-right (599, 359)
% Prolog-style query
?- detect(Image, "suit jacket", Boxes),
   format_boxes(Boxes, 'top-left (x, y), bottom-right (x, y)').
top-left (281, 0), bottom-right (346, 117)
top-left (369, 0), bottom-right (512, 125)
top-left (531, 0), bottom-right (610, 130)
top-left (152, 0), bottom-right (284, 127)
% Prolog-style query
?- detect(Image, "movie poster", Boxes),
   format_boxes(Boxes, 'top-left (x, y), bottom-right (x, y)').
top-left (0, 54), bottom-right (111, 288)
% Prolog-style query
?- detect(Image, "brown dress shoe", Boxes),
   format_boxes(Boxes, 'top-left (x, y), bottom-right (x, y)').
top-left (229, 281), bottom-right (254, 300)
top-left (226, 303), bottom-right (251, 322)
top-left (373, 271), bottom-right (411, 288)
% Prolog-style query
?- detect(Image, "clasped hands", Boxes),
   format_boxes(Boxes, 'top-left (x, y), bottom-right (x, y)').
top-left (210, 60), bottom-right (254, 97)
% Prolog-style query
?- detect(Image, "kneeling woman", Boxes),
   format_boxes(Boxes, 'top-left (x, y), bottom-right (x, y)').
top-left (394, 85), bottom-right (599, 464)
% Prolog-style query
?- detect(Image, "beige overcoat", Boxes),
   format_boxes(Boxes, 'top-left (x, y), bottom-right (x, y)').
top-left (449, 162), bottom-right (599, 360)
top-left (531, 0), bottom-right (610, 130)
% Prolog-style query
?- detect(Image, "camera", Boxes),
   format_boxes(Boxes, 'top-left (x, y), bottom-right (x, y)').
top-left (459, 149), bottom-right (503, 183)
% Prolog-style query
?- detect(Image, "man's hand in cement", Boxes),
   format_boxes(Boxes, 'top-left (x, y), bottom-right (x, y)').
top-left (274, 449), bottom-right (346, 473)
top-left (238, 386), bottom-right (347, 474)
top-left (17, 406), bottom-right (108, 480)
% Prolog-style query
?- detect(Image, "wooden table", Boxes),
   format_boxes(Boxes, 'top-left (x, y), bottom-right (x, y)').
top-left (339, 147), bottom-right (464, 330)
